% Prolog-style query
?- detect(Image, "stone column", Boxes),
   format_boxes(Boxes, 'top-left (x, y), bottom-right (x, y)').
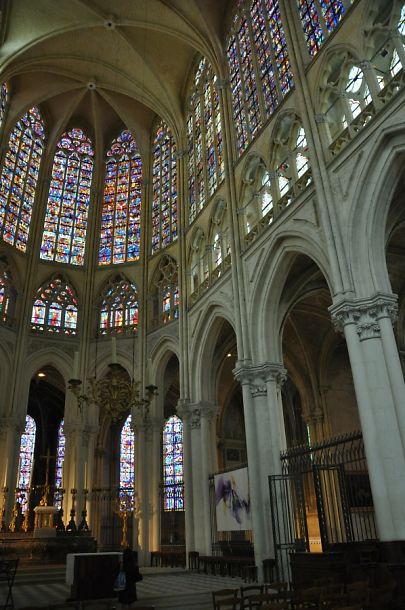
top-left (234, 362), bottom-right (287, 581)
top-left (0, 417), bottom-right (24, 524)
top-left (188, 402), bottom-right (217, 555)
top-left (149, 416), bottom-right (163, 553)
top-left (133, 413), bottom-right (147, 562)
top-left (330, 292), bottom-right (405, 541)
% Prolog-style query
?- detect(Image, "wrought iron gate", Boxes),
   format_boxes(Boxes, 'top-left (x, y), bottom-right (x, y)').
top-left (269, 432), bottom-right (377, 582)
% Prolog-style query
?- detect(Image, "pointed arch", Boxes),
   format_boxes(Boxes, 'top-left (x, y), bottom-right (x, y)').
top-left (98, 274), bottom-right (139, 334)
top-left (31, 274), bottom-right (78, 334)
top-left (40, 127), bottom-right (94, 265)
top-left (54, 418), bottom-right (65, 508)
top-left (0, 106), bottom-right (45, 252)
top-left (99, 129), bottom-right (142, 265)
top-left (150, 255), bottom-right (179, 327)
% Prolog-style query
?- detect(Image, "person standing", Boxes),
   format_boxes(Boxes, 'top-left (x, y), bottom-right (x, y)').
top-left (117, 547), bottom-right (142, 609)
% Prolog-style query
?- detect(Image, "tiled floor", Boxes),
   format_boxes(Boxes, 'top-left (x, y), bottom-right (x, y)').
top-left (4, 566), bottom-right (245, 609)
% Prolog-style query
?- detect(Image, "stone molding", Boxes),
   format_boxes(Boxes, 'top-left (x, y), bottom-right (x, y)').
top-left (330, 292), bottom-right (398, 341)
top-left (233, 361), bottom-right (287, 394)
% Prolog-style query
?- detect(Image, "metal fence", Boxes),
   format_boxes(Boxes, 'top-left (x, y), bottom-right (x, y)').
top-left (269, 432), bottom-right (377, 583)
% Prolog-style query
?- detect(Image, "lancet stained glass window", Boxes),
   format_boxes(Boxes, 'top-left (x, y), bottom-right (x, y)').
top-left (227, 0), bottom-right (293, 155)
top-left (152, 121), bottom-right (178, 254)
top-left (297, 0), bottom-right (350, 56)
top-left (163, 415), bottom-right (184, 511)
top-left (0, 106), bottom-right (45, 252)
top-left (0, 82), bottom-right (8, 130)
top-left (54, 419), bottom-right (65, 508)
top-left (40, 128), bottom-right (94, 266)
top-left (187, 58), bottom-right (224, 223)
top-left (99, 277), bottom-right (139, 334)
top-left (31, 275), bottom-right (78, 334)
top-left (17, 415), bottom-right (36, 512)
top-left (120, 415), bottom-right (135, 504)
top-left (99, 130), bottom-right (142, 265)
top-left (0, 269), bottom-right (10, 321)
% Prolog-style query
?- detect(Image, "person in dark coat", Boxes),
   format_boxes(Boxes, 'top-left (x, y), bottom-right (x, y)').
top-left (118, 547), bottom-right (141, 608)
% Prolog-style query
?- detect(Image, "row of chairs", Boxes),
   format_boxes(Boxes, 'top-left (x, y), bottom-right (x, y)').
top-left (19, 603), bottom-right (155, 610)
top-left (212, 577), bottom-right (394, 609)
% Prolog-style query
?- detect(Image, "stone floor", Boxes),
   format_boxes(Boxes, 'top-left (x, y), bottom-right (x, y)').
top-left (2, 564), bottom-right (245, 609)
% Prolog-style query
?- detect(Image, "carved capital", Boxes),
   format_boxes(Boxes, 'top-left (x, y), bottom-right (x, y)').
top-left (234, 361), bottom-right (287, 388)
top-left (330, 292), bottom-right (398, 341)
top-left (190, 409), bottom-right (201, 429)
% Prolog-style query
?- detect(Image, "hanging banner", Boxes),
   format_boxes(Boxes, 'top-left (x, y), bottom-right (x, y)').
top-left (214, 467), bottom-right (252, 531)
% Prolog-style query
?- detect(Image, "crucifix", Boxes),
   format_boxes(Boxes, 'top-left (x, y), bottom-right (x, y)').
top-left (39, 447), bottom-right (56, 506)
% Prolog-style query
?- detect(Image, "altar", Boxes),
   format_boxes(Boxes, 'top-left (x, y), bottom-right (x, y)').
top-left (66, 552), bottom-right (122, 600)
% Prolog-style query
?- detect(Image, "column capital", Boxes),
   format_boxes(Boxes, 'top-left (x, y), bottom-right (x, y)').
top-left (330, 292), bottom-right (398, 340)
top-left (187, 401), bottom-right (218, 428)
top-left (233, 361), bottom-right (287, 389)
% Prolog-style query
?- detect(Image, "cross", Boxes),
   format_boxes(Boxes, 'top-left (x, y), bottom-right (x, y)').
top-left (39, 448), bottom-right (56, 505)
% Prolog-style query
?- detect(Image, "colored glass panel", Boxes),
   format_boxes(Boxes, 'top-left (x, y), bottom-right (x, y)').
top-left (0, 106), bottom-right (45, 252)
top-left (41, 128), bottom-right (94, 266)
top-left (188, 58), bottom-right (224, 223)
top-left (99, 130), bottom-right (142, 265)
top-left (31, 277), bottom-right (78, 334)
top-left (252, 0), bottom-right (278, 115)
top-left (99, 278), bottom-right (138, 334)
top-left (0, 82), bottom-right (8, 130)
top-left (120, 415), bottom-right (135, 504)
top-left (297, 0), bottom-right (348, 56)
top-left (151, 121), bottom-right (177, 254)
top-left (163, 416), bottom-right (184, 511)
top-left (265, 0), bottom-right (293, 96)
top-left (0, 271), bottom-right (10, 320)
top-left (54, 419), bottom-right (65, 508)
top-left (17, 415), bottom-right (36, 512)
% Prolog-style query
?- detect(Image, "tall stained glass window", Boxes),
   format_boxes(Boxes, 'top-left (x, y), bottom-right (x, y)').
top-left (54, 419), bottom-right (65, 508)
top-left (0, 82), bottom-right (8, 130)
top-left (187, 58), bottom-right (224, 223)
top-left (99, 277), bottom-right (139, 334)
top-left (0, 106), bottom-right (45, 252)
top-left (151, 121), bottom-right (178, 254)
top-left (297, 0), bottom-right (351, 56)
top-left (0, 269), bottom-right (10, 322)
top-left (99, 130), bottom-right (142, 265)
top-left (17, 415), bottom-right (36, 512)
top-left (120, 415), bottom-right (135, 504)
top-left (31, 275), bottom-right (78, 334)
top-left (163, 415), bottom-right (184, 511)
top-left (40, 128), bottom-right (94, 266)
top-left (227, 0), bottom-right (293, 155)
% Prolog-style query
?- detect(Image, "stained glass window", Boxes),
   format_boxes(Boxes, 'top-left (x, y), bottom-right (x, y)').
top-left (151, 121), bottom-right (177, 254)
top-left (17, 415), bottom-right (36, 512)
top-left (297, 0), bottom-right (350, 56)
top-left (0, 82), bottom-right (8, 131)
top-left (0, 106), bottom-right (45, 252)
top-left (187, 58), bottom-right (224, 223)
top-left (163, 415), bottom-right (184, 511)
top-left (99, 277), bottom-right (139, 334)
top-left (99, 130), bottom-right (142, 265)
top-left (227, 1), bottom-right (293, 156)
top-left (54, 419), bottom-right (65, 508)
top-left (40, 128), bottom-right (94, 266)
top-left (120, 415), bottom-right (135, 504)
top-left (152, 255), bottom-right (179, 326)
top-left (0, 269), bottom-right (10, 322)
top-left (31, 275), bottom-right (78, 334)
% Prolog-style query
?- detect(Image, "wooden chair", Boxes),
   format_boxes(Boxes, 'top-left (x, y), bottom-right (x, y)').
top-left (264, 582), bottom-right (288, 593)
top-left (259, 603), bottom-right (290, 610)
top-left (213, 588), bottom-right (240, 610)
top-left (248, 593), bottom-right (282, 609)
top-left (240, 584), bottom-right (263, 609)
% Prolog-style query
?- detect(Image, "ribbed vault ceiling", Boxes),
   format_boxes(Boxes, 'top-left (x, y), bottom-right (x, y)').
top-left (1, 0), bottom-right (234, 150)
